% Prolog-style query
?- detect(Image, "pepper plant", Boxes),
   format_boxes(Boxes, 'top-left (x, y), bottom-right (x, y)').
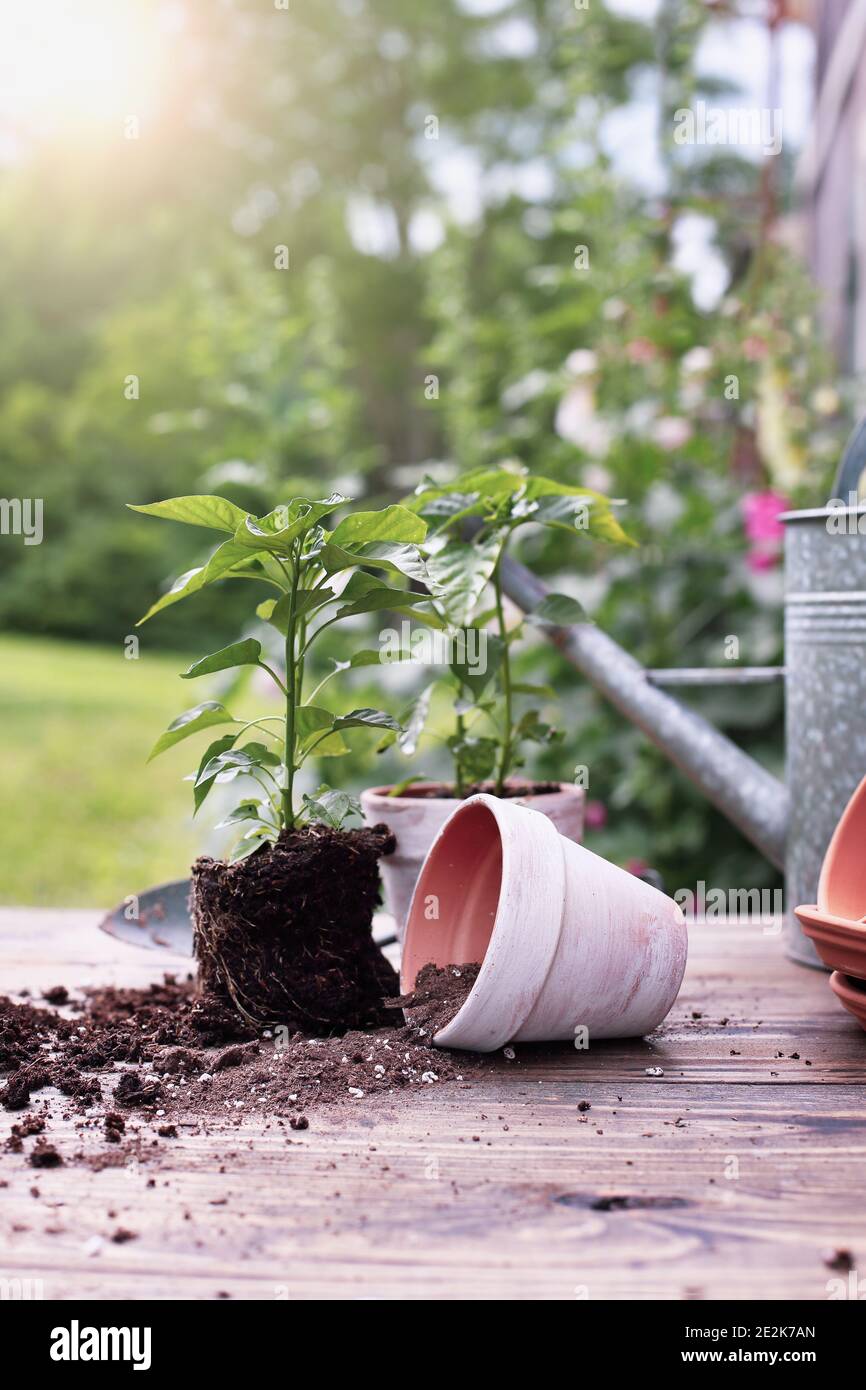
top-left (131, 493), bottom-right (439, 857)
top-left (385, 468), bottom-right (633, 796)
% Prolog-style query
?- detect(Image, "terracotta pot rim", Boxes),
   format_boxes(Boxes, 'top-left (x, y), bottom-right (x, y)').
top-left (362, 780), bottom-right (584, 807)
top-left (829, 970), bottom-right (866, 1001)
top-left (401, 793), bottom-right (566, 1049)
top-left (795, 903), bottom-right (866, 937)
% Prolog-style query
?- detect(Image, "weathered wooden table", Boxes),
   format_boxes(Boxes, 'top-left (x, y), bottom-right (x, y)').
top-left (1, 908), bottom-right (864, 1301)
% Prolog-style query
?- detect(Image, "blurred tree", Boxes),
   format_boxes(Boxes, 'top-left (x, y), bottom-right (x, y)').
top-left (0, 0), bottom-right (852, 890)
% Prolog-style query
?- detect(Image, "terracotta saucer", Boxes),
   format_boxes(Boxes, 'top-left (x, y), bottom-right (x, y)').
top-left (829, 971), bottom-right (866, 1033)
top-left (794, 904), bottom-right (866, 979)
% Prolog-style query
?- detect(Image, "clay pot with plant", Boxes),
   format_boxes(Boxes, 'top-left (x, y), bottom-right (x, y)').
top-left (361, 467), bottom-right (633, 931)
top-left (131, 491), bottom-right (440, 1031)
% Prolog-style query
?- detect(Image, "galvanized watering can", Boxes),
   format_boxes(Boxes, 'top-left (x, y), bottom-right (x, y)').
top-left (500, 426), bottom-right (866, 968)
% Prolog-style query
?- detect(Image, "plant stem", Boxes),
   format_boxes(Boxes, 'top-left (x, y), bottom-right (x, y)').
top-left (493, 557), bottom-right (512, 797)
top-left (454, 711), bottom-right (466, 798)
top-left (257, 661), bottom-right (289, 698)
top-left (282, 552), bottom-right (300, 830)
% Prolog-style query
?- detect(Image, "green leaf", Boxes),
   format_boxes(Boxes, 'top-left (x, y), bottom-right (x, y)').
top-left (299, 787), bottom-right (362, 830)
top-left (407, 470), bottom-right (634, 547)
top-left (332, 708), bottom-right (402, 734)
top-left (511, 681), bottom-right (557, 700)
top-left (447, 734), bottom-right (498, 783)
top-left (318, 540), bottom-right (430, 585)
top-left (236, 741), bottom-right (282, 767)
top-left (215, 800), bottom-right (273, 830)
top-left (407, 469), bottom-right (526, 531)
top-left (517, 478), bottom-right (634, 546)
top-left (234, 494), bottom-right (348, 554)
top-left (294, 705), bottom-right (350, 757)
top-left (228, 828), bottom-right (273, 863)
top-left (514, 711), bottom-right (563, 746)
top-left (426, 533), bottom-right (503, 627)
top-left (148, 702), bottom-right (235, 762)
top-left (196, 744), bottom-right (281, 784)
top-left (388, 774), bottom-right (430, 796)
top-left (137, 538), bottom-right (261, 625)
top-left (181, 639), bottom-right (262, 680)
top-left (192, 733), bottom-right (238, 813)
top-left (278, 586), bottom-right (337, 630)
top-left (295, 705), bottom-right (335, 744)
top-left (331, 649), bottom-right (392, 673)
top-left (397, 686), bottom-right (433, 756)
top-left (334, 573), bottom-right (447, 628)
top-left (450, 630), bottom-right (504, 701)
top-left (327, 505), bottom-right (427, 547)
top-left (128, 495), bottom-right (249, 533)
top-left (525, 593), bottom-right (587, 627)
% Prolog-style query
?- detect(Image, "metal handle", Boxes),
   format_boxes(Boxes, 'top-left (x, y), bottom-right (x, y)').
top-left (833, 416), bottom-right (866, 499)
top-left (646, 667), bottom-right (785, 687)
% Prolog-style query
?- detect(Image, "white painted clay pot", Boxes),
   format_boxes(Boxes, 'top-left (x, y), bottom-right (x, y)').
top-left (361, 780), bottom-right (585, 939)
top-left (400, 793), bottom-right (687, 1052)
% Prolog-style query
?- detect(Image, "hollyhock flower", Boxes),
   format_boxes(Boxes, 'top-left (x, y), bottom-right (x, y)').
top-left (564, 348), bottom-right (598, 377)
top-left (681, 346), bottom-right (713, 375)
top-left (584, 800), bottom-right (607, 831)
top-left (602, 297), bottom-right (627, 321)
top-left (555, 384), bottom-right (612, 456)
top-left (625, 337), bottom-right (657, 364)
top-left (651, 416), bottom-right (692, 451)
top-left (742, 335), bottom-right (769, 361)
top-left (811, 385), bottom-right (840, 416)
top-left (741, 489), bottom-right (789, 572)
top-left (756, 364), bottom-right (805, 489)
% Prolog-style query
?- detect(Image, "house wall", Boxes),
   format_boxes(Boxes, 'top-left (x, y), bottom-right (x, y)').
top-left (806, 0), bottom-right (866, 372)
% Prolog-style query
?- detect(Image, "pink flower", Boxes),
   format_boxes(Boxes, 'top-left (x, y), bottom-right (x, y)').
top-left (626, 857), bottom-right (649, 877)
top-left (651, 416), bottom-right (692, 451)
top-left (741, 490), bottom-right (789, 572)
top-left (742, 490), bottom-right (789, 541)
top-left (584, 800), bottom-right (607, 831)
top-left (625, 337), bottom-right (657, 364)
top-left (742, 336), bottom-right (769, 361)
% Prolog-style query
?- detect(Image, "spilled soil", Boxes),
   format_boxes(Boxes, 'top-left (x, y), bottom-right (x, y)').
top-left (0, 964), bottom-right (483, 1166)
top-left (192, 823), bottom-right (398, 1032)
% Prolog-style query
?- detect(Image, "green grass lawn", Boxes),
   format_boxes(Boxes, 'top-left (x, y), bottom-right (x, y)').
top-left (0, 632), bottom-right (454, 908)
top-left (0, 634), bottom-right (257, 908)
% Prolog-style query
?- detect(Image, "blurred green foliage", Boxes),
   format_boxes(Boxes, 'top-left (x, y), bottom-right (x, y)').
top-left (0, 0), bottom-right (852, 899)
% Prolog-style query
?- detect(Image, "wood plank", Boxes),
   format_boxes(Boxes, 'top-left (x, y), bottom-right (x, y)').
top-left (2, 910), bottom-right (866, 1300)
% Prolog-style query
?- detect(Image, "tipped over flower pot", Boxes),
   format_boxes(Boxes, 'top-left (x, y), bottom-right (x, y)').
top-left (399, 793), bottom-right (687, 1052)
top-left (361, 780), bottom-right (585, 938)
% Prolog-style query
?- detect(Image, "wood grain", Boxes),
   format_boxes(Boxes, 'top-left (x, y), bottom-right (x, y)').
top-left (2, 911), bottom-right (865, 1300)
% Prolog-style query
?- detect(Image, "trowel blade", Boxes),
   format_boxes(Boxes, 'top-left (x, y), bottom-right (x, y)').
top-left (98, 879), bottom-right (193, 954)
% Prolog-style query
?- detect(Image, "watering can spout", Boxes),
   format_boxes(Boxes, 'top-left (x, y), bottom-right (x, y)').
top-left (499, 552), bottom-right (790, 871)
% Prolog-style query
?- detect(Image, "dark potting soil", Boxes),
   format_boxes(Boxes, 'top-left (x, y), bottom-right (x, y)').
top-left (191, 822), bottom-right (398, 1032)
top-left (401, 781), bottom-right (561, 801)
top-left (0, 962), bottom-right (488, 1164)
top-left (387, 962), bottom-right (481, 1037)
